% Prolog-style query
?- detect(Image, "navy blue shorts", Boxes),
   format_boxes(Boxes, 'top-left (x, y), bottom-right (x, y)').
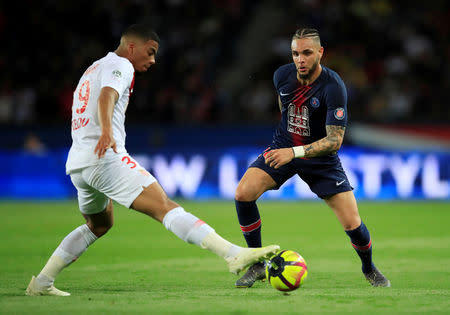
top-left (250, 149), bottom-right (353, 199)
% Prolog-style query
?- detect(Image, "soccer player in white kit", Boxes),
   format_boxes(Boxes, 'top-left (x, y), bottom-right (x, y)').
top-left (26, 24), bottom-right (279, 296)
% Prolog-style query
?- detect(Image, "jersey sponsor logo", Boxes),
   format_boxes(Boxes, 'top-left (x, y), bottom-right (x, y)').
top-left (287, 103), bottom-right (310, 136)
top-left (336, 180), bottom-right (346, 186)
top-left (334, 107), bottom-right (345, 120)
top-left (310, 97), bottom-right (320, 108)
top-left (71, 117), bottom-right (90, 130)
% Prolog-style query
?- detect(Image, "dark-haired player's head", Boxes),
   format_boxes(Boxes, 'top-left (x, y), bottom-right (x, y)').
top-left (291, 28), bottom-right (323, 82)
top-left (115, 24), bottom-right (160, 72)
top-left (122, 24), bottom-right (160, 43)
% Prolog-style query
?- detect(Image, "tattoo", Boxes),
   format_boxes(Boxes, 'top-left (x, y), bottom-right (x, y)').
top-left (303, 125), bottom-right (345, 157)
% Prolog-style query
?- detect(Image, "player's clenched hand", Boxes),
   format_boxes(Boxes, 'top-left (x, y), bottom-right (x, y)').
top-left (263, 148), bottom-right (294, 169)
top-left (94, 132), bottom-right (117, 158)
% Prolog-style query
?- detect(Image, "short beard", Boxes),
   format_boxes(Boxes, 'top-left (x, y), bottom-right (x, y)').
top-left (298, 59), bottom-right (319, 81)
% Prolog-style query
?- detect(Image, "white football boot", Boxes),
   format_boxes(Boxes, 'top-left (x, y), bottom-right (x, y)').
top-left (25, 276), bottom-right (70, 296)
top-left (227, 245), bottom-right (279, 275)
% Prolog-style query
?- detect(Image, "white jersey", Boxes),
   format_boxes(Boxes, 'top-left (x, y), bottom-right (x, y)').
top-left (66, 52), bottom-right (135, 174)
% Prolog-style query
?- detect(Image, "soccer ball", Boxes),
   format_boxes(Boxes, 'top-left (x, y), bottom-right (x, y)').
top-left (265, 250), bottom-right (308, 292)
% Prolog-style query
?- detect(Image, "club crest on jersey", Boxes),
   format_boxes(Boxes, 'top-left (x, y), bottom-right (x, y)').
top-left (112, 70), bottom-right (122, 78)
top-left (310, 97), bottom-right (320, 108)
top-left (334, 107), bottom-right (345, 120)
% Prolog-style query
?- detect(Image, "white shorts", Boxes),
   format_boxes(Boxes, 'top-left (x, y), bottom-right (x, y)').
top-left (70, 153), bottom-right (157, 214)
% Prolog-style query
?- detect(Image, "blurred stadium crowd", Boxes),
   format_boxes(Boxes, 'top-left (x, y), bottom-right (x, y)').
top-left (0, 0), bottom-right (448, 127)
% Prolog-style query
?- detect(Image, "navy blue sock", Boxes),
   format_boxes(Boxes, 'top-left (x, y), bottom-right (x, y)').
top-left (345, 221), bottom-right (375, 274)
top-left (235, 200), bottom-right (261, 247)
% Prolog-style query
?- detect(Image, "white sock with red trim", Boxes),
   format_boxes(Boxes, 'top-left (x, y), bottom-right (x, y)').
top-left (163, 207), bottom-right (241, 259)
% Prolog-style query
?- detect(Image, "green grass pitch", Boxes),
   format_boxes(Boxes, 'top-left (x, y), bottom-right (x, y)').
top-left (0, 200), bottom-right (449, 314)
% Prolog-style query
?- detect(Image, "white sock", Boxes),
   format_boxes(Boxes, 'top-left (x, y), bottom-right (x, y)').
top-left (200, 231), bottom-right (242, 260)
top-left (36, 224), bottom-right (97, 286)
top-left (162, 207), bottom-right (242, 259)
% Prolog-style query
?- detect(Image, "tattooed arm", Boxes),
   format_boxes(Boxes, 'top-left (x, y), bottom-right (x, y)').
top-left (263, 125), bottom-right (346, 169)
top-left (303, 125), bottom-right (345, 157)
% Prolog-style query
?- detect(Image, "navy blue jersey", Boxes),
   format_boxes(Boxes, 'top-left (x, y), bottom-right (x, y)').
top-left (248, 63), bottom-right (353, 197)
top-left (272, 63), bottom-right (347, 150)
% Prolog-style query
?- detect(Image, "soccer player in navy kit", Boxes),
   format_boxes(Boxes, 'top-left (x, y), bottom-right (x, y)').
top-left (234, 28), bottom-right (390, 288)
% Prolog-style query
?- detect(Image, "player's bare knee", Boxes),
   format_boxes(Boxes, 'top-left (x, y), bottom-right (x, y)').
top-left (341, 216), bottom-right (361, 231)
top-left (163, 196), bottom-right (179, 210)
top-left (343, 223), bottom-right (355, 231)
top-left (152, 194), bottom-right (178, 213)
top-left (84, 206), bottom-right (114, 237)
top-left (89, 221), bottom-right (113, 237)
top-left (235, 185), bottom-right (255, 202)
top-left (157, 198), bottom-right (179, 220)
top-left (349, 220), bottom-right (362, 230)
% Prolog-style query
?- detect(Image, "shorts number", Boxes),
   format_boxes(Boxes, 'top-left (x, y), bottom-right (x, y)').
top-left (121, 156), bottom-right (136, 169)
top-left (75, 80), bottom-right (90, 114)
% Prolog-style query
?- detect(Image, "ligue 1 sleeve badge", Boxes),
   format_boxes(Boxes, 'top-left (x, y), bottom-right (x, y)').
top-left (334, 107), bottom-right (345, 120)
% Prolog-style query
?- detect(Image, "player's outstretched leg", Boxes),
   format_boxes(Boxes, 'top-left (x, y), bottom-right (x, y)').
top-left (25, 224), bottom-right (99, 296)
top-left (235, 261), bottom-right (266, 288)
top-left (345, 221), bottom-right (391, 287)
top-left (163, 207), bottom-right (279, 274)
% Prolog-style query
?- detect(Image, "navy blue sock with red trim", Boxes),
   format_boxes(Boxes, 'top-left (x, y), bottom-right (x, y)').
top-left (235, 200), bottom-right (261, 248)
top-left (345, 221), bottom-right (375, 274)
